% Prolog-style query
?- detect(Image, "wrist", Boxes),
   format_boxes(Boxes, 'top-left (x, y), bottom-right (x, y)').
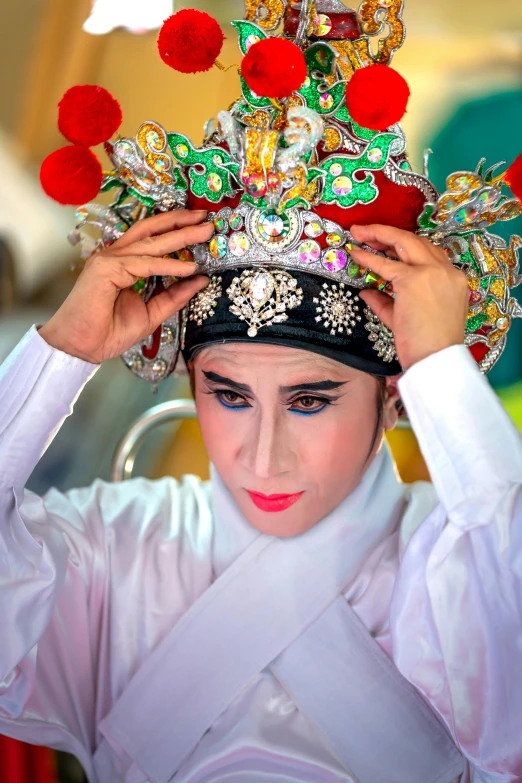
top-left (39, 322), bottom-right (98, 364)
top-left (400, 337), bottom-right (464, 372)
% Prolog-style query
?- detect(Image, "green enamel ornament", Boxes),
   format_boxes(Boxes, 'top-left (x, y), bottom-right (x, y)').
top-left (298, 43), bottom-right (345, 117)
top-left (321, 133), bottom-right (398, 208)
top-left (168, 133), bottom-right (240, 203)
top-left (232, 20), bottom-right (267, 56)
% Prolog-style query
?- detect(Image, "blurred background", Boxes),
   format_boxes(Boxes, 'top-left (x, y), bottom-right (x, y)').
top-left (1, 0), bottom-right (522, 780)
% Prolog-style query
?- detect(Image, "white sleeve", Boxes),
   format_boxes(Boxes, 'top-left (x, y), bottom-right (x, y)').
top-left (0, 329), bottom-right (214, 773)
top-left (391, 345), bottom-right (522, 779)
top-left (0, 328), bottom-right (103, 764)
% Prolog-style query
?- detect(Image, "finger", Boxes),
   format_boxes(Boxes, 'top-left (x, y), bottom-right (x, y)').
top-left (115, 221), bottom-right (215, 258)
top-left (111, 209), bottom-right (208, 250)
top-left (359, 289), bottom-right (394, 330)
top-left (146, 276), bottom-right (210, 329)
top-left (86, 255), bottom-right (198, 290)
top-left (351, 246), bottom-right (404, 283)
top-left (351, 224), bottom-right (432, 265)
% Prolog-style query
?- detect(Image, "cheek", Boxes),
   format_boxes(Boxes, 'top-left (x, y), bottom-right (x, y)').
top-left (294, 400), bottom-right (378, 491)
top-left (195, 393), bottom-right (242, 468)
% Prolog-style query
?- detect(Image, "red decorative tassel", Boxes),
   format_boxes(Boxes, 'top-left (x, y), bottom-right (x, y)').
top-left (58, 85), bottom-right (122, 147)
top-left (505, 153), bottom-right (522, 202)
top-left (158, 9), bottom-right (224, 74)
top-left (345, 64), bottom-right (410, 131)
top-left (40, 145), bottom-right (102, 205)
top-left (241, 38), bottom-right (308, 99)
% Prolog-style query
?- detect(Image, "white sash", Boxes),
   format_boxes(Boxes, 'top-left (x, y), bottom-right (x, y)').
top-left (99, 446), bottom-right (464, 783)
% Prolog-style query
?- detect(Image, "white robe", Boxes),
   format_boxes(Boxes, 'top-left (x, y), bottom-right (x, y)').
top-left (0, 326), bottom-right (521, 782)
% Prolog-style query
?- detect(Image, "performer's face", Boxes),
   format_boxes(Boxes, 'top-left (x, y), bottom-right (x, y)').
top-left (192, 343), bottom-right (401, 536)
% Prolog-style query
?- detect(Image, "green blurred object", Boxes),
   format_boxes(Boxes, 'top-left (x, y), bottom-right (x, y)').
top-left (427, 90), bottom-right (522, 388)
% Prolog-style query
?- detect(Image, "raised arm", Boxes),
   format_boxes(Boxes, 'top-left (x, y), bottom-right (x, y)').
top-left (0, 210), bottom-right (213, 770)
top-left (351, 223), bottom-right (522, 777)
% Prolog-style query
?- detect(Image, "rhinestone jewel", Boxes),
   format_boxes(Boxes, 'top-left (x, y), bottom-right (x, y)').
top-left (176, 143), bottom-right (189, 158)
top-left (114, 140), bottom-right (134, 160)
top-left (207, 173), bottom-right (222, 192)
top-left (329, 163), bottom-right (343, 176)
top-left (229, 211), bottom-right (243, 230)
top-left (323, 248), bottom-right (348, 272)
top-left (319, 93), bottom-right (334, 110)
top-left (298, 240), bottom-right (321, 263)
top-left (146, 130), bottom-right (161, 148)
top-left (305, 220), bottom-right (323, 238)
top-left (368, 148), bottom-right (383, 163)
top-left (229, 232), bottom-right (250, 256)
top-left (478, 189), bottom-right (499, 208)
top-left (74, 206), bottom-right (89, 223)
top-left (326, 233), bottom-right (343, 247)
top-left (245, 34), bottom-right (261, 50)
top-left (314, 13), bottom-right (332, 36)
top-left (209, 235), bottom-right (228, 258)
top-left (214, 216), bottom-right (227, 233)
top-left (454, 206), bottom-right (478, 225)
top-left (257, 210), bottom-right (290, 242)
top-left (332, 176), bottom-right (353, 197)
top-left (248, 272), bottom-right (275, 308)
top-left (151, 359), bottom-right (167, 381)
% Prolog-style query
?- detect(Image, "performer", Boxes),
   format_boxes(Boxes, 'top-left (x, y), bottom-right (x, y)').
top-left (2, 1), bottom-right (522, 781)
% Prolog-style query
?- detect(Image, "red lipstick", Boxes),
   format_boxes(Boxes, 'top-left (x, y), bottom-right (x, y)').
top-left (246, 490), bottom-right (304, 512)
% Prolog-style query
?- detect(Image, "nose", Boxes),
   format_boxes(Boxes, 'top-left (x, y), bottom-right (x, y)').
top-left (238, 404), bottom-right (296, 480)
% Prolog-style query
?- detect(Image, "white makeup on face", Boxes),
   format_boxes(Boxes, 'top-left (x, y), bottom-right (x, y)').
top-left (193, 343), bottom-right (401, 537)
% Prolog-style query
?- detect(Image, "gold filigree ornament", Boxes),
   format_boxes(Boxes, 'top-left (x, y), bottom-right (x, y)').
top-left (245, 0), bottom-right (287, 31)
top-left (364, 306), bottom-right (398, 362)
top-left (357, 0), bottom-right (406, 65)
top-left (227, 268), bottom-right (303, 337)
top-left (189, 275), bottom-right (223, 326)
top-left (314, 282), bottom-right (361, 336)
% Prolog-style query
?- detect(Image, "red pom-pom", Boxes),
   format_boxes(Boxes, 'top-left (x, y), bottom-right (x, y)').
top-left (58, 85), bottom-right (122, 147)
top-left (505, 153), bottom-right (522, 202)
top-left (40, 145), bottom-right (103, 205)
top-left (158, 10), bottom-right (224, 74)
top-left (345, 64), bottom-right (410, 131)
top-left (241, 38), bottom-right (308, 99)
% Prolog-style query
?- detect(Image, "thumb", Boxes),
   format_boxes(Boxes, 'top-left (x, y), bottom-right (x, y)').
top-left (145, 275), bottom-right (209, 331)
top-left (359, 289), bottom-right (394, 330)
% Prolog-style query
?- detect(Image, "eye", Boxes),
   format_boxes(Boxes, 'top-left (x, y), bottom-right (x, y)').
top-left (289, 395), bottom-right (330, 415)
top-left (215, 390), bottom-right (251, 410)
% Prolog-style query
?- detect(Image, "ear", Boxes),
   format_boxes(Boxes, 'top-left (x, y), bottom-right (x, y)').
top-left (382, 374), bottom-right (402, 431)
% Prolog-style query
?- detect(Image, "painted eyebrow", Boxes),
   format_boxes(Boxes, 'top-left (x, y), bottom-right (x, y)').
top-left (280, 380), bottom-right (347, 393)
top-left (202, 371), bottom-right (252, 394)
top-left (202, 372), bottom-right (347, 395)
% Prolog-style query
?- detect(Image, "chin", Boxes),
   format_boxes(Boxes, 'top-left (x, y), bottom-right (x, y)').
top-left (238, 496), bottom-right (320, 538)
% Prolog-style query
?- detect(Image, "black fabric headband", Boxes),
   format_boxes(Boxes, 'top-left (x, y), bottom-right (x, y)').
top-left (182, 267), bottom-right (402, 376)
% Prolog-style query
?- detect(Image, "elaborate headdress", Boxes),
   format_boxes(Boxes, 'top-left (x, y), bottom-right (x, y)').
top-left (41, 0), bottom-right (522, 384)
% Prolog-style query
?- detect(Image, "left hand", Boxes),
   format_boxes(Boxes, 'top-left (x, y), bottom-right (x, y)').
top-left (351, 224), bottom-right (470, 371)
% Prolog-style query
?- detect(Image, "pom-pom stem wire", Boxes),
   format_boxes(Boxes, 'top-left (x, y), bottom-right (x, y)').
top-left (214, 59), bottom-right (240, 72)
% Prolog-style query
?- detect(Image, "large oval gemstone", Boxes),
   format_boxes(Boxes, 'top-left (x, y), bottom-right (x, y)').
top-left (248, 272), bottom-right (275, 309)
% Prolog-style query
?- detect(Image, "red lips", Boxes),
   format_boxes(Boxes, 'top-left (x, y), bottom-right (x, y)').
top-left (246, 490), bottom-right (304, 512)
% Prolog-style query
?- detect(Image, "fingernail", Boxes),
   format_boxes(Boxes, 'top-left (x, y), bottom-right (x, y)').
top-left (194, 209), bottom-right (208, 215)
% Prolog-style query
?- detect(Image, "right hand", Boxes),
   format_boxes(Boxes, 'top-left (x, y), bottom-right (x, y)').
top-left (39, 209), bottom-right (214, 364)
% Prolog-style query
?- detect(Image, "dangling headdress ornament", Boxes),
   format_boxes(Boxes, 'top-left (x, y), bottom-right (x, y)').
top-left (41, 0), bottom-right (522, 384)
